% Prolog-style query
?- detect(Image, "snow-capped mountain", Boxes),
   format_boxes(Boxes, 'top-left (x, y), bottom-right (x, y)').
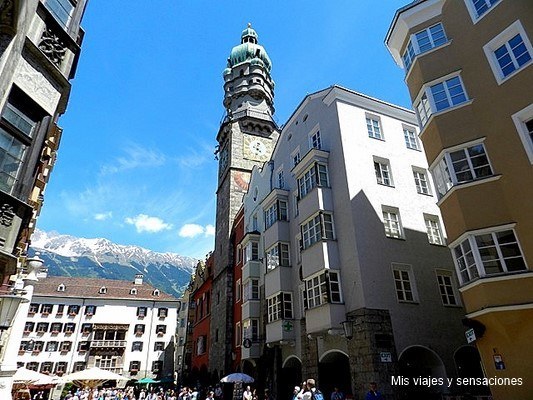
top-left (29, 229), bottom-right (197, 298)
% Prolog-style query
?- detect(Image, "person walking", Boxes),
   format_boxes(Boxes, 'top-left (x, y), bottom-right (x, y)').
top-left (302, 379), bottom-right (323, 400)
top-left (243, 386), bottom-right (253, 400)
top-left (291, 386), bottom-right (300, 400)
top-left (364, 383), bottom-right (383, 400)
top-left (330, 387), bottom-right (344, 400)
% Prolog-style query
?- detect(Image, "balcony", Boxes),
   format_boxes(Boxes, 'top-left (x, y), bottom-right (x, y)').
top-left (263, 220), bottom-right (290, 250)
top-left (265, 266), bottom-right (293, 297)
top-left (242, 260), bottom-right (261, 281)
top-left (266, 319), bottom-right (296, 343)
top-left (89, 340), bottom-right (127, 348)
top-left (301, 241), bottom-right (340, 279)
top-left (242, 300), bottom-right (261, 320)
top-left (298, 186), bottom-right (333, 222)
top-left (305, 303), bottom-right (345, 335)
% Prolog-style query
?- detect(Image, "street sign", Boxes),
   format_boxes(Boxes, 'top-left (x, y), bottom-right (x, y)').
top-left (465, 328), bottom-right (476, 343)
top-left (380, 352), bottom-right (392, 363)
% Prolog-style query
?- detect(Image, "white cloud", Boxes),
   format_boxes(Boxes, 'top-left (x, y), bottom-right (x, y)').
top-left (179, 223), bottom-right (215, 238)
top-left (125, 214), bottom-right (173, 233)
top-left (101, 143), bottom-right (166, 175)
top-left (94, 212), bottom-right (112, 221)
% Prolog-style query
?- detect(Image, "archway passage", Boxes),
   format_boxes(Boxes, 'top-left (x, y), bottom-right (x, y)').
top-left (454, 346), bottom-right (491, 396)
top-left (280, 357), bottom-right (302, 400)
top-left (318, 351), bottom-right (351, 399)
top-left (242, 360), bottom-right (256, 380)
top-left (398, 346), bottom-right (447, 400)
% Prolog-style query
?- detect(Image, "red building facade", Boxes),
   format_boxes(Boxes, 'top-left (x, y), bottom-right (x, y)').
top-left (231, 207), bottom-right (245, 372)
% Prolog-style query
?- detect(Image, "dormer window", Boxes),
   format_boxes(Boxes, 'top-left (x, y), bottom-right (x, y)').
top-left (153, 289), bottom-right (160, 297)
top-left (130, 288), bottom-right (138, 295)
top-left (99, 286), bottom-right (107, 294)
top-left (57, 284), bottom-right (65, 292)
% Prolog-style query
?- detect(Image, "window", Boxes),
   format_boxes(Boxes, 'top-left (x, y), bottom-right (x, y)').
top-left (374, 159), bottom-right (393, 186)
top-left (158, 308), bottom-right (168, 318)
top-left (36, 323), bottom-right (49, 333)
top-left (152, 361), bottom-right (163, 373)
top-left (45, 341), bottom-right (59, 352)
top-left (55, 362), bottom-right (67, 375)
top-left (0, 127), bottom-right (27, 194)
top-left (130, 288), bottom-right (138, 295)
top-left (267, 292), bottom-right (293, 323)
top-left (366, 116), bottom-right (383, 140)
top-left (99, 286), bottom-right (107, 294)
top-left (431, 142), bottom-right (493, 198)
top-left (453, 228), bottom-right (526, 284)
top-left (57, 284), bottom-right (65, 292)
top-left (298, 162), bottom-right (329, 198)
top-left (64, 323), bottom-right (75, 334)
top-left (465, 0), bottom-right (501, 20)
top-left (392, 265), bottom-right (417, 302)
top-left (266, 242), bottom-right (290, 270)
top-left (403, 23), bottom-right (448, 71)
top-left (77, 341), bottom-right (89, 352)
top-left (243, 241), bottom-right (259, 263)
top-left (413, 168), bottom-right (431, 195)
top-left (243, 279), bottom-right (259, 302)
top-left (425, 215), bottom-right (444, 245)
top-left (33, 341), bottom-right (44, 352)
top-left (512, 104), bottom-right (533, 164)
top-left (40, 362), bottom-right (54, 374)
top-left (19, 341), bottom-right (30, 352)
top-left (292, 150), bottom-right (301, 167)
top-left (60, 341), bottom-right (72, 352)
top-left (95, 355), bottom-right (118, 370)
top-left (2, 102), bottom-right (36, 137)
top-left (42, 0), bottom-right (74, 28)
top-left (415, 75), bottom-right (468, 127)
top-left (304, 270), bottom-right (342, 309)
top-left (27, 362), bottom-right (39, 371)
top-left (85, 305), bottom-right (96, 316)
top-left (235, 279), bottom-right (242, 302)
top-left (301, 212), bottom-right (335, 249)
top-left (235, 322), bottom-right (241, 347)
top-left (24, 322), bottom-right (34, 332)
top-left (484, 21), bottom-right (532, 84)
top-left (41, 304), bottom-right (53, 315)
top-left (277, 170), bottom-right (284, 189)
top-left (28, 303), bottom-right (39, 315)
top-left (310, 130), bottom-right (321, 150)
top-left (264, 199), bottom-right (288, 229)
top-left (51, 323), bottom-right (62, 334)
top-left (403, 127), bottom-right (420, 150)
top-left (137, 307), bottom-right (147, 318)
top-left (130, 361), bottom-right (141, 372)
top-left (154, 342), bottom-right (165, 351)
top-left (243, 319), bottom-right (259, 341)
top-left (134, 324), bottom-right (145, 335)
top-left (156, 325), bottom-right (166, 335)
top-left (132, 341), bottom-right (143, 352)
top-left (67, 305), bottom-right (79, 316)
top-left (56, 304), bottom-right (65, 315)
top-left (436, 272), bottom-right (458, 306)
top-left (74, 362), bottom-right (86, 372)
top-left (81, 323), bottom-right (92, 334)
top-left (382, 207), bottom-right (403, 239)
top-left (196, 336), bottom-right (206, 355)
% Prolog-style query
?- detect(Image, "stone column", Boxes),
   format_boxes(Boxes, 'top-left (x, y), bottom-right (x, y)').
top-left (300, 319), bottom-right (318, 382)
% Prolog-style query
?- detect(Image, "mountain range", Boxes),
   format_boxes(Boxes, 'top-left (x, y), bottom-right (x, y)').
top-left (28, 229), bottom-right (197, 298)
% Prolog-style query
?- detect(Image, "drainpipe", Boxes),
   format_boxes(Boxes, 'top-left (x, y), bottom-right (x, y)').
top-left (268, 160), bottom-right (275, 191)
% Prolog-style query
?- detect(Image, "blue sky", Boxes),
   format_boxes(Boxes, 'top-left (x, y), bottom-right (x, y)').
top-left (36, 0), bottom-right (412, 259)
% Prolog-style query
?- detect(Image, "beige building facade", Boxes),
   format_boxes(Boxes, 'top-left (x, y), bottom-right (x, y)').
top-left (387, 1), bottom-right (533, 398)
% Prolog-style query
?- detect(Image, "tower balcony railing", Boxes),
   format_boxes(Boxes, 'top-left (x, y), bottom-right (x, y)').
top-left (229, 109), bottom-right (273, 122)
top-left (90, 340), bottom-right (127, 348)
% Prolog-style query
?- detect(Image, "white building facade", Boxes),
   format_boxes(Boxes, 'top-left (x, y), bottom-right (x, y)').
top-left (240, 86), bottom-right (469, 399)
top-left (14, 275), bottom-right (179, 381)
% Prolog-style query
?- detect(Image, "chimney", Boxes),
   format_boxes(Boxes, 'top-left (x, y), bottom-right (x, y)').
top-left (134, 274), bottom-right (144, 285)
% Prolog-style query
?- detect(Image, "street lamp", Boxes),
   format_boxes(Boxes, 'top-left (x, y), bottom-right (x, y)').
top-left (340, 320), bottom-right (354, 340)
top-left (0, 294), bottom-right (28, 332)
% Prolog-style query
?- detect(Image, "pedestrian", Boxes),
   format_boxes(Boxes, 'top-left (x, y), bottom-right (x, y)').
top-left (206, 391), bottom-right (215, 400)
top-left (330, 387), bottom-right (344, 400)
top-left (364, 383), bottom-right (383, 400)
top-left (302, 379), bottom-right (323, 400)
top-left (297, 382), bottom-right (306, 400)
top-left (292, 386), bottom-right (300, 400)
top-left (251, 389), bottom-right (258, 400)
top-left (243, 386), bottom-right (253, 400)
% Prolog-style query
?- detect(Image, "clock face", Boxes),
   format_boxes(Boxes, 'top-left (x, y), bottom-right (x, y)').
top-left (249, 139), bottom-right (266, 157)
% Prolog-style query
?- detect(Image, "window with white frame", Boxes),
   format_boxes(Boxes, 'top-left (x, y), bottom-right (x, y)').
top-left (235, 322), bottom-right (241, 347)
top-left (264, 199), bottom-right (288, 229)
top-left (392, 264), bottom-right (417, 302)
top-left (464, 0), bottom-right (501, 20)
top-left (235, 279), bottom-right (241, 302)
top-left (297, 162), bottom-right (329, 198)
top-left (310, 130), bottom-right (322, 150)
top-left (243, 279), bottom-right (259, 302)
top-left (277, 169), bottom-right (284, 189)
top-left (424, 214), bottom-right (444, 245)
top-left (374, 159), bottom-right (393, 186)
top-left (243, 240), bottom-right (259, 263)
top-left (403, 23), bottom-right (448, 71)
top-left (382, 207), bottom-right (403, 239)
top-left (413, 168), bottom-right (431, 195)
top-left (483, 20), bottom-right (532, 84)
top-left (267, 292), bottom-right (293, 323)
top-left (403, 127), bottom-right (420, 150)
top-left (243, 319), bottom-right (259, 341)
top-left (292, 150), bottom-right (301, 167)
top-left (512, 104), bottom-right (533, 164)
top-left (415, 74), bottom-right (468, 127)
top-left (304, 270), bottom-right (342, 309)
top-left (453, 228), bottom-right (526, 284)
top-left (266, 242), bottom-right (290, 270)
top-left (430, 142), bottom-right (493, 198)
top-left (301, 212), bottom-right (334, 249)
top-left (436, 272), bottom-right (458, 306)
top-left (366, 116), bottom-right (384, 140)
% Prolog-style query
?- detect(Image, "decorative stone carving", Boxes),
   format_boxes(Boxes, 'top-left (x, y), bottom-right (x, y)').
top-left (14, 58), bottom-right (61, 115)
top-left (0, 203), bottom-right (15, 227)
top-left (38, 27), bottom-right (67, 67)
top-left (0, 0), bottom-right (15, 31)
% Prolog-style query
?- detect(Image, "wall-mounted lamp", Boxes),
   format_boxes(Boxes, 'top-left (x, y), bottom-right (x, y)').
top-left (0, 294), bottom-right (28, 332)
top-left (341, 320), bottom-right (354, 340)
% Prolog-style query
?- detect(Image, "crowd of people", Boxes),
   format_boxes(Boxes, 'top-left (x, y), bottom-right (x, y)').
top-left (61, 386), bottom-right (178, 400)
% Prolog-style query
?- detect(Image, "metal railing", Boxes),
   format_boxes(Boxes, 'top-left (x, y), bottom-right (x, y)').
top-left (89, 340), bottom-right (127, 348)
